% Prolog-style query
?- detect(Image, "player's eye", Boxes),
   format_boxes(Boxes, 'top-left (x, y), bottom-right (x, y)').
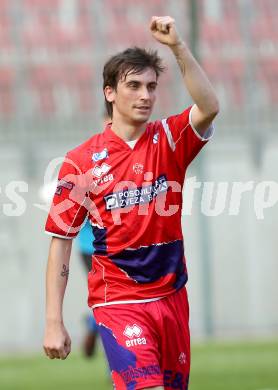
top-left (128, 82), bottom-right (139, 89)
top-left (148, 83), bottom-right (157, 91)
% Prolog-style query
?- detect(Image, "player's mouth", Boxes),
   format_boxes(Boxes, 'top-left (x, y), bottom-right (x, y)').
top-left (134, 106), bottom-right (151, 112)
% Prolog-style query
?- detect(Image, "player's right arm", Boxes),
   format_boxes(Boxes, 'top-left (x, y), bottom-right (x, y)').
top-left (43, 152), bottom-right (88, 359)
top-left (43, 237), bottom-right (72, 360)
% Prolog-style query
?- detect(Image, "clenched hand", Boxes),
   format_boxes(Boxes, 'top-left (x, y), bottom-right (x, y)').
top-left (150, 16), bottom-right (183, 47)
top-left (43, 322), bottom-right (71, 360)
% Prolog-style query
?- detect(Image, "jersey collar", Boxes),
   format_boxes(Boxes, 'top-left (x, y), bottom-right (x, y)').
top-left (104, 123), bottom-right (150, 151)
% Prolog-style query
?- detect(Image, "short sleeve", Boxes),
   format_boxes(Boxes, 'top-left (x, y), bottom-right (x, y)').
top-left (161, 105), bottom-right (214, 173)
top-left (45, 153), bottom-right (88, 239)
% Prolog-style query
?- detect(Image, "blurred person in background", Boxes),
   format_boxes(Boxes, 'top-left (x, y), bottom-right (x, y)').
top-left (43, 16), bottom-right (219, 390)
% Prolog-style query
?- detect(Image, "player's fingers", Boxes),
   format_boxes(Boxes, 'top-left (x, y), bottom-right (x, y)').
top-left (150, 16), bottom-right (168, 31)
top-left (65, 342), bottom-right (71, 353)
top-left (44, 346), bottom-right (53, 359)
top-left (50, 349), bottom-right (61, 359)
top-left (44, 347), bottom-right (56, 359)
top-left (150, 16), bottom-right (158, 31)
top-left (151, 18), bottom-right (175, 34)
top-left (151, 16), bottom-right (174, 26)
top-left (45, 346), bottom-right (61, 359)
top-left (156, 22), bottom-right (169, 33)
top-left (64, 339), bottom-right (71, 356)
top-left (65, 336), bottom-right (71, 348)
top-left (59, 348), bottom-right (68, 360)
top-left (160, 18), bottom-right (175, 32)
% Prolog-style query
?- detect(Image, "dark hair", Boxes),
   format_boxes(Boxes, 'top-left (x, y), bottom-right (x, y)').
top-left (103, 47), bottom-right (165, 118)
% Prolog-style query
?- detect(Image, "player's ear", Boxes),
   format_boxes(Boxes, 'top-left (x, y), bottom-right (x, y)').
top-left (104, 86), bottom-right (116, 103)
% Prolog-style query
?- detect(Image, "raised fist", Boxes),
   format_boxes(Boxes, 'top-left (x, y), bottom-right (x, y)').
top-left (150, 16), bottom-right (182, 46)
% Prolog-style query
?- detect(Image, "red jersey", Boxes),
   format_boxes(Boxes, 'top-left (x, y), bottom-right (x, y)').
top-left (45, 106), bottom-right (213, 308)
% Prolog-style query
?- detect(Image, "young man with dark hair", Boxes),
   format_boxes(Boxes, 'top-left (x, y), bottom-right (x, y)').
top-left (43, 16), bottom-right (219, 390)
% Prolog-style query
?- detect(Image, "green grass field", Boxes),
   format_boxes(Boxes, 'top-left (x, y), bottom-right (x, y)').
top-left (1, 340), bottom-right (278, 390)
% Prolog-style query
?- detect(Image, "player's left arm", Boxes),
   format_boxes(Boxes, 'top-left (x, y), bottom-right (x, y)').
top-left (150, 16), bottom-right (219, 136)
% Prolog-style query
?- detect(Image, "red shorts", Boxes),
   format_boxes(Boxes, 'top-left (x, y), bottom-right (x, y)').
top-left (93, 287), bottom-right (190, 390)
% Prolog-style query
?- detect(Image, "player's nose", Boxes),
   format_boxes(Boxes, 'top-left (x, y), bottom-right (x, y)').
top-left (140, 86), bottom-right (151, 100)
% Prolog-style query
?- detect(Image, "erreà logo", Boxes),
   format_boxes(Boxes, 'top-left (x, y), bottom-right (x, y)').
top-left (92, 148), bottom-right (108, 162)
top-left (123, 324), bottom-right (147, 348)
top-left (92, 163), bottom-right (111, 178)
top-left (123, 324), bottom-right (142, 338)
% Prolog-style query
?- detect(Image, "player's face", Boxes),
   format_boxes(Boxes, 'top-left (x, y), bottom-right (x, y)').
top-left (106, 67), bottom-right (157, 124)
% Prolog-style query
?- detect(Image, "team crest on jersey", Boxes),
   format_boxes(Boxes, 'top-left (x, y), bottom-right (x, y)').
top-left (153, 132), bottom-right (159, 144)
top-left (92, 148), bottom-right (108, 162)
top-left (92, 163), bottom-right (111, 178)
top-left (133, 163), bottom-right (144, 174)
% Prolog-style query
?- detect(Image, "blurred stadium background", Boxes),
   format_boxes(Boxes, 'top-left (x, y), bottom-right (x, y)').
top-left (0, 0), bottom-right (278, 389)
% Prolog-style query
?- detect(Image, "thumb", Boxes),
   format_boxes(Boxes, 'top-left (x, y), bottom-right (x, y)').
top-left (60, 348), bottom-right (68, 360)
top-left (64, 337), bottom-right (71, 354)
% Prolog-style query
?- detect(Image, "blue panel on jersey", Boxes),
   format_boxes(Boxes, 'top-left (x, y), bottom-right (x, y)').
top-left (77, 219), bottom-right (95, 255)
top-left (109, 240), bottom-right (188, 289)
top-left (92, 226), bottom-right (107, 255)
top-left (98, 324), bottom-right (137, 389)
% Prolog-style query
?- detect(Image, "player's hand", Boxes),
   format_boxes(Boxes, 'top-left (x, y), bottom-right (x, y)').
top-left (43, 322), bottom-right (71, 360)
top-left (150, 16), bottom-right (182, 47)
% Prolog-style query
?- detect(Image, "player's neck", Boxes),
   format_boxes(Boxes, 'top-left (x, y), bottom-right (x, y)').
top-left (110, 116), bottom-right (147, 142)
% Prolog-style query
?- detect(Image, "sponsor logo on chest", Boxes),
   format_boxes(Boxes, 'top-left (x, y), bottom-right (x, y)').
top-left (104, 174), bottom-right (168, 210)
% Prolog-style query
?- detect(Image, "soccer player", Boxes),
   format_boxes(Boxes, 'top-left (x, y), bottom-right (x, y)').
top-left (43, 16), bottom-right (219, 390)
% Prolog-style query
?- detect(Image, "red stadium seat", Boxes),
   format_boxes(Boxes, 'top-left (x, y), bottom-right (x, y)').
top-left (222, 0), bottom-right (241, 19)
top-left (102, 0), bottom-right (167, 47)
top-left (252, 20), bottom-right (277, 43)
top-left (0, 27), bottom-right (13, 50)
top-left (0, 68), bottom-right (15, 116)
top-left (224, 59), bottom-right (245, 105)
top-left (28, 63), bottom-right (95, 116)
top-left (24, 0), bottom-right (60, 10)
top-left (71, 64), bottom-right (94, 113)
top-left (254, 0), bottom-right (278, 19)
top-left (251, 0), bottom-right (278, 42)
top-left (29, 65), bottom-right (58, 114)
top-left (257, 59), bottom-right (278, 104)
top-left (200, 0), bottom-right (245, 108)
top-left (202, 58), bottom-right (245, 107)
top-left (0, 0), bottom-right (13, 50)
top-left (201, 19), bottom-right (241, 54)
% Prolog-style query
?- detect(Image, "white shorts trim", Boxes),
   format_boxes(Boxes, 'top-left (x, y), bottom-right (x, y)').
top-left (91, 296), bottom-right (165, 309)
